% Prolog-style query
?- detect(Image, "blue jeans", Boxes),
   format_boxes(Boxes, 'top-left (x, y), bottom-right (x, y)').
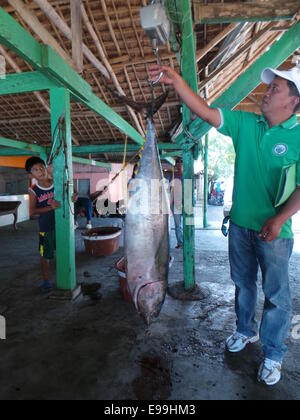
top-left (75, 197), bottom-right (93, 223)
top-left (229, 222), bottom-right (294, 363)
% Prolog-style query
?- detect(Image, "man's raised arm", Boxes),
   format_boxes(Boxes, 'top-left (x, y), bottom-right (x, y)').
top-left (148, 64), bottom-right (221, 128)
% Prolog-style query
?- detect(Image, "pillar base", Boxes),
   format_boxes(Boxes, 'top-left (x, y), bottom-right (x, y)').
top-left (168, 282), bottom-right (210, 301)
top-left (48, 285), bottom-right (82, 301)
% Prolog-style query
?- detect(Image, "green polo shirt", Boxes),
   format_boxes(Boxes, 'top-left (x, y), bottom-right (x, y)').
top-left (217, 109), bottom-right (300, 238)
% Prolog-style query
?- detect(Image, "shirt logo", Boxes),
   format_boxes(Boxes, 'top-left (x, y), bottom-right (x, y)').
top-left (273, 144), bottom-right (288, 156)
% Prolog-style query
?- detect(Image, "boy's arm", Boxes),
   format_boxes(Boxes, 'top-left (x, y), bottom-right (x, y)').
top-left (148, 65), bottom-right (221, 128)
top-left (29, 191), bottom-right (60, 216)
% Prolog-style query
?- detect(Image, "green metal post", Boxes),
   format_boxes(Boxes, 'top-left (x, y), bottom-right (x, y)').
top-left (203, 134), bottom-right (209, 229)
top-left (179, 0), bottom-right (197, 291)
top-left (0, 7), bottom-right (144, 147)
top-left (50, 88), bottom-right (76, 291)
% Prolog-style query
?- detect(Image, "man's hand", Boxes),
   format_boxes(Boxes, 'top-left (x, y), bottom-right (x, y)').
top-left (259, 216), bottom-right (283, 242)
top-left (72, 193), bottom-right (78, 203)
top-left (48, 199), bottom-right (61, 210)
top-left (148, 64), bottom-right (179, 86)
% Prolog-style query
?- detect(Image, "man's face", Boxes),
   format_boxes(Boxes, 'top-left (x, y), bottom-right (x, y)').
top-left (261, 77), bottom-right (297, 116)
top-left (30, 163), bottom-right (48, 181)
top-left (47, 164), bottom-right (53, 177)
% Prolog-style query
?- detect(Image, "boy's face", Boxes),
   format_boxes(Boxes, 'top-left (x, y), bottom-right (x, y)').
top-left (30, 163), bottom-right (48, 181)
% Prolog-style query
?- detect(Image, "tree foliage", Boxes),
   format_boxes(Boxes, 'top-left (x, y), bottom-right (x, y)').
top-left (208, 129), bottom-right (235, 181)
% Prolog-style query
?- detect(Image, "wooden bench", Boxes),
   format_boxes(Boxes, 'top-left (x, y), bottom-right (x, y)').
top-left (0, 201), bottom-right (22, 230)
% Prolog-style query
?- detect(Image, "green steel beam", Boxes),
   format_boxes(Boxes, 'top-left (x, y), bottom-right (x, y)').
top-left (0, 146), bottom-right (111, 170)
top-left (0, 7), bottom-right (43, 70)
top-left (72, 143), bottom-right (181, 154)
top-left (161, 156), bottom-right (176, 166)
top-left (181, 0), bottom-right (197, 291)
top-left (72, 156), bottom-right (112, 171)
top-left (0, 136), bottom-right (46, 154)
top-left (175, 20), bottom-right (300, 144)
top-left (163, 1), bottom-right (182, 66)
top-left (0, 137), bottom-right (180, 161)
top-left (0, 72), bottom-right (58, 96)
top-left (0, 7), bottom-right (144, 147)
top-left (41, 45), bottom-right (92, 102)
top-left (50, 87), bottom-right (76, 292)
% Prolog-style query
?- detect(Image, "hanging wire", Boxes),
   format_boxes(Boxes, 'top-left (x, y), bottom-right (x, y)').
top-left (48, 112), bottom-right (74, 218)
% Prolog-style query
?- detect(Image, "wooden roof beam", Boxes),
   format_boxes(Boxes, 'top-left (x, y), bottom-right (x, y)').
top-left (7, 0), bottom-right (74, 68)
top-left (71, 0), bottom-right (83, 74)
top-left (32, 0), bottom-right (110, 79)
top-left (80, 4), bottom-right (145, 137)
top-left (198, 22), bottom-right (275, 92)
top-left (0, 7), bottom-right (144, 146)
top-left (196, 23), bottom-right (238, 63)
top-left (193, 1), bottom-right (300, 24)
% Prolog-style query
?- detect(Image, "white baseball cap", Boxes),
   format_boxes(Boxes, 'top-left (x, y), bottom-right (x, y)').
top-left (261, 67), bottom-right (300, 95)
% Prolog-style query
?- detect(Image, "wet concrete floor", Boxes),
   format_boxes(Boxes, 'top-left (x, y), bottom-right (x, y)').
top-left (0, 215), bottom-right (300, 400)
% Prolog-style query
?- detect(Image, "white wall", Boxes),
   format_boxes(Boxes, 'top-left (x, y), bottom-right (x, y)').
top-left (0, 195), bottom-right (30, 227)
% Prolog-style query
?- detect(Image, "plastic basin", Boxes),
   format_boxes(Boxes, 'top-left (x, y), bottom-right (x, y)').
top-left (82, 227), bottom-right (122, 257)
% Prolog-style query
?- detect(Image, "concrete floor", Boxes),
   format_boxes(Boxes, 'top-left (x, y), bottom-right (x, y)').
top-left (0, 207), bottom-right (300, 400)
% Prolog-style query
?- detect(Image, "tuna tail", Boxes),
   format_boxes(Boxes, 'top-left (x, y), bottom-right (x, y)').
top-left (105, 84), bottom-right (169, 117)
top-left (146, 91), bottom-right (169, 119)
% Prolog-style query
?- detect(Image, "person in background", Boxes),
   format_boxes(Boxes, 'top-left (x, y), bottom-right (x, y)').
top-left (26, 157), bottom-right (60, 292)
top-left (73, 187), bottom-right (93, 230)
top-left (149, 63), bottom-right (300, 386)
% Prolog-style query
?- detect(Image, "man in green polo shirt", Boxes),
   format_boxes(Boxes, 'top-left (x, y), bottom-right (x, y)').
top-left (149, 64), bottom-right (300, 386)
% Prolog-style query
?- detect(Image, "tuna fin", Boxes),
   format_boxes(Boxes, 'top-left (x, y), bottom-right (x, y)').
top-left (147, 91), bottom-right (169, 118)
top-left (105, 84), bottom-right (169, 117)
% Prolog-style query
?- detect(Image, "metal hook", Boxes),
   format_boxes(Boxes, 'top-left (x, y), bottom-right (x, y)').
top-left (149, 39), bottom-right (164, 86)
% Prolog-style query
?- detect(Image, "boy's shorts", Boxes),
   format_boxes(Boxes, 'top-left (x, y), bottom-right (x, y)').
top-left (39, 231), bottom-right (56, 260)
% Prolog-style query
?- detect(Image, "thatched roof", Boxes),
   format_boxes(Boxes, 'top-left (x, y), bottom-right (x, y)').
top-left (0, 1), bottom-right (299, 162)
